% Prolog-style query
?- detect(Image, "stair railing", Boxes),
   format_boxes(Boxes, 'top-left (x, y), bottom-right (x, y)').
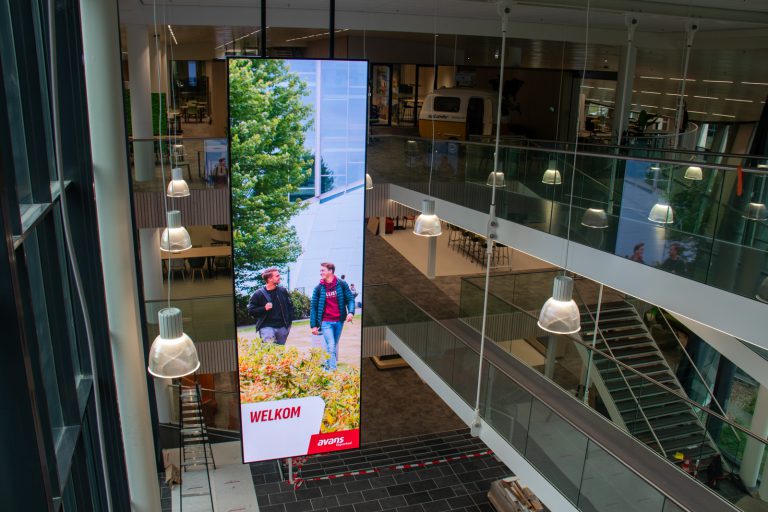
top-left (655, 308), bottom-right (741, 454)
top-left (573, 285), bottom-right (667, 458)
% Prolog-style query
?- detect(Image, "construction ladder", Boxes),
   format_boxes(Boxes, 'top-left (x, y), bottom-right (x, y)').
top-left (178, 383), bottom-right (216, 511)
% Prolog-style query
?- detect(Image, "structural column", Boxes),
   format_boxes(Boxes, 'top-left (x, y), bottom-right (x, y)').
top-left (140, 228), bottom-right (173, 424)
top-left (80, 2), bottom-right (161, 511)
top-left (612, 16), bottom-right (638, 145)
top-left (127, 25), bottom-right (155, 182)
top-left (741, 384), bottom-right (768, 489)
top-left (426, 236), bottom-right (437, 279)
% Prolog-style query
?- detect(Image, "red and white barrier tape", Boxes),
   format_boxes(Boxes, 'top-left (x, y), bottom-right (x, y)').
top-left (287, 449), bottom-right (493, 490)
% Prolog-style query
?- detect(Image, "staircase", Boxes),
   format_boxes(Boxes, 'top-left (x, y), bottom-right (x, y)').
top-left (580, 301), bottom-right (719, 467)
top-left (178, 385), bottom-right (216, 510)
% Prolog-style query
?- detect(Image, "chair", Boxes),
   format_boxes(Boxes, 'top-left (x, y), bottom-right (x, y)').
top-left (169, 258), bottom-right (186, 280)
top-left (188, 257), bottom-right (206, 282)
top-left (185, 101), bottom-right (198, 123)
top-left (212, 256), bottom-right (231, 276)
top-left (403, 214), bottom-right (416, 229)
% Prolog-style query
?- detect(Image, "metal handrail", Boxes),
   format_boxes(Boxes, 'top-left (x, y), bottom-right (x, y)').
top-left (375, 134), bottom-right (768, 174)
top-left (655, 307), bottom-right (742, 446)
top-left (455, 278), bottom-right (768, 446)
top-left (573, 285), bottom-right (667, 457)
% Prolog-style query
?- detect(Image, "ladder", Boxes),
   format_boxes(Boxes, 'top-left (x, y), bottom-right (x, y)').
top-left (178, 383), bottom-right (216, 511)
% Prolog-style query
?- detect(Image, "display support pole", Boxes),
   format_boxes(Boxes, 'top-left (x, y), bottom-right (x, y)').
top-left (288, 457), bottom-right (294, 484)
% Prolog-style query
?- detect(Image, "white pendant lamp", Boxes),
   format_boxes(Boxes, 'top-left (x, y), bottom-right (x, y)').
top-left (167, 167), bottom-right (190, 197)
top-left (648, 203), bottom-right (674, 224)
top-left (413, 198), bottom-right (442, 237)
top-left (744, 202), bottom-right (768, 221)
top-left (542, 160), bottom-right (562, 185)
top-left (684, 165), bottom-right (703, 180)
top-left (757, 277), bottom-right (768, 303)
top-left (160, 210), bottom-right (192, 252)
top-left (581, 208), bottom-right (609, 229)
top-left (147, 307), bottom-right (200, 378)
top-left (365, 173), bottom-right (374, 190)
top-left (538, 275), bottom-right (581, 334)
top-left (486, 170), bottom-right (506, 188)
top-left (758, 162), bottom-right (768, 169)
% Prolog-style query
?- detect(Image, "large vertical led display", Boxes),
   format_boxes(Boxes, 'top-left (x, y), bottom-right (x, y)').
top-left (229, 58), bottom-right (367, 462)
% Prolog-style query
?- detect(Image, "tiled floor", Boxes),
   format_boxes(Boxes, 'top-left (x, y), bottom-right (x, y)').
top-left (251, 429), bottom-right (519, 512)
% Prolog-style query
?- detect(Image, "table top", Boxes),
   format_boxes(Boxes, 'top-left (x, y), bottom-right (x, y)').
top-left (160, 245), bottom-right (231, 259)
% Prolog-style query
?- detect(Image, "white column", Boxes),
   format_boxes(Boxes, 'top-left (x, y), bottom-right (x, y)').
top-left (80, 3), bottom-right (161, 511)
top-left (741, 385), bottom-right (768, 489)
top-left (126, 25), bottom-right (155, 182)
top-left (140, 228), bottom-right (173, 424)
top-left (426, 236), bottom-right (437, 280)
top-left (378, 216), bottom-right (387, 237)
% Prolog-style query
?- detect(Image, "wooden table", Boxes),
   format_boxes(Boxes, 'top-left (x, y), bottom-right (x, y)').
top-left (160, 245), bottom-right (231, 260)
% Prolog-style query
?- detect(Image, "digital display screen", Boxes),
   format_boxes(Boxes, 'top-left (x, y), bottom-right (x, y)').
top-left (229, 58), bottom-right (367, 462)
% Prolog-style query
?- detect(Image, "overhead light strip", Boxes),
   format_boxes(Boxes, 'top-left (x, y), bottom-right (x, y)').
top-left (639, 76), bottom-right (664, 80)
top-left (640, 90), bottom-right (661, 95)
top-left (215, 28), bottom-right (264, 50)
top-left (741, 82), bottom-right (768, 86)
top-left (688, 110), bottom-right (707, 114)
top-left (702, 79), bottom-right (733, 84)
top-left (725, 98), bottom-right (753, 103)
top-left (711, 113), bottom-right (736, 118)
top-left (693, 95), bottom-right (718, 100)
top-left (167, 25), bottom-right (178, 45)
top-left (285, 29), bottom-right (349, 43)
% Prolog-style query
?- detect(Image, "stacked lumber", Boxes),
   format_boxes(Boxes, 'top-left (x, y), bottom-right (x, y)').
top-left (487, 477), bottom-right (544, 512)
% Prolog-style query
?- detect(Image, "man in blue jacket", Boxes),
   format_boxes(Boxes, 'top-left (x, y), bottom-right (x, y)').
top-left (310, 262), bottom-right (355, 370)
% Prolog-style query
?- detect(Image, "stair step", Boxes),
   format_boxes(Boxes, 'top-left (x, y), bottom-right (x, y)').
top-left (607, 345), bottom-right (659, 359)
top-left (598, 337), bottom-right (656, 351)
top-left (625, 409), bottom-right (698, 431)
top-left (600, 362), bottom-right (670, 380)
top-left (616, 393), bottom-right (684, 413)
top-left (637, 423), bottom-right (704, 444)
top-left (596, 354), bottom-right (663, 368)
top-left (582, 318), bottom-right (640, 331)
top-left (659, 435), bottom-right (712, 454)
top-left (581, 309), bottom-right (636, 322)
top-left (612, 385), bottom-right (672, 403)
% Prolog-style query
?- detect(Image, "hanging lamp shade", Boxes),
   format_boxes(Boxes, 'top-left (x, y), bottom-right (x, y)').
top-left (148, 307), bottom-right (200, 378)
top-left (648, 203), bottom-right (674, 224)
top-left (413, 198), bottom-right (442, 237)
top-left (538, 275), bottom-right (581, 334)
top-left (581, 208), bottom-right (609, 229)
top-left (365, 173), bottom-right (374, 190)
top-left (542, 160), bottom-right (562, 185)
top-left (160, 210), bottom-right (192, 252)
top-left (684, 165), bottom-right (703, 180)
top-left (166, 167), bottom-right (190, 197)
top-left (486, 170), bottom-right (506, 188)
top-left (744, 202), bottom-right (768, 221)
top-left (757, 277), bottom-right (768, 303)
top-left (757, 162), bottom-right (768, 169)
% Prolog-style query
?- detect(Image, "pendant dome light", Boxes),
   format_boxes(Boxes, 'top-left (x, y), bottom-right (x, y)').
top-left (648, 203), bottom-right (674, 224)
top-left (538, 275), bottom-right (581, 334)
top-left (147, 307), bottom-right (200, 378)
top-left (160, 210), bottom-right (192, 252)
top-left (413, 28), bottom-right (442, 237)
top-left (744, 202), bottom-right (768, 221)
top-left (542, 159), bottom-right (562, 185)
top-left (581, 207), bottom-right (609, 229)
top-left (536, 0), bottom-right (596, 335)
top-left (684, 165), bottom-right (703, 180)
top-left (413, 198), bottom-right (442, 236)
top-left (167, 167), bottom-right (190, 197)
top-left (486, 170), bottom-right (506, 188)
top-left (365, 173), bottom-right (374, 190)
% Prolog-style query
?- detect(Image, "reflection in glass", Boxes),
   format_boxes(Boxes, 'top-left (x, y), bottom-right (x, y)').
top-left (743, 202), bottom-right (767, 221)
top-left (542, 160), bottom-right (562, 185)
top-left (648, 203), bottom-right (674, 224)
top-left (683, 165), bottom-right (703, 180)
top-left (581, 208), bottom-right (609, 229)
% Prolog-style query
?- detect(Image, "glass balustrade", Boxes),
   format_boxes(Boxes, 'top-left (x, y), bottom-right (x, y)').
top-left (368, 135), bottom-right (768, 303)
top-left (365, 284), bottom-right (726, 512)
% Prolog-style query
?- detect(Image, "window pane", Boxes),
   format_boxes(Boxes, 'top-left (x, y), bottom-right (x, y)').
top-left (25, 229), bottom-right (64, 432)
top-left (53, 206), bottom-right (82, 378)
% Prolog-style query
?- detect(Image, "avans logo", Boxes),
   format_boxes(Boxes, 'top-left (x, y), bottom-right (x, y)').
top-left (316, 437), bottom-right (345, 447)
top-left (250, 406), bottom-right (301, 423)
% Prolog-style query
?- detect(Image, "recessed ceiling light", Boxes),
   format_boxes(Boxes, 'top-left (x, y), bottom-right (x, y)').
top-left (580, 85), bottom-right (595, 89)
top-left (725, 98), bottom-right (753, 103)
top-left (640, 91), bottom-right (662, 95)
top-left (597, 87), bottom-right (614, 91)
top-left (711, 113), bottom-right (736, 118)
top-left (640, 104), bottom-right (657, 109)
top-left (669, 78), bottom-right (696, 82)
top-left (702, 79), bottom-right (733, 84)
top-left (662, 107), bottom-right (676, 111)
top-left (665, 93), bottom-right (688, 97)
top-left (640, 76), bottom-right (664, 80)
top-left (693, 95), bottom-right (718, 100)
top-left (688, 110), bottom-right (707, 114)
top-left (741, 82), bottom-right (768, 86)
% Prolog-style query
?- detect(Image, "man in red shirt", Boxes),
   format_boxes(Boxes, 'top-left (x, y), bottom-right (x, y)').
top-left (309, 262), bottom-right (355, 370)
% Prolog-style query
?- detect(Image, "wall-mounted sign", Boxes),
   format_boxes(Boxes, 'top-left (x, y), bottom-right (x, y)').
top-left (229, 58), bottom-right (367, 463)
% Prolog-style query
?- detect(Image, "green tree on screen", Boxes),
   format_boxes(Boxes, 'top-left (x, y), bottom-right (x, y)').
top-left (229, 59), bottom-right (313, 288)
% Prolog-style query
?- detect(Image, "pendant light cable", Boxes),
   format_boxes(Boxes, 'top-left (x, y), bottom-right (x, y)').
top-left (47, 2), bottom-right (113, 509)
